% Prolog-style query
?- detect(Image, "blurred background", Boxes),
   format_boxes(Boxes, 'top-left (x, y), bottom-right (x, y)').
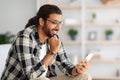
top-left (0, 0), bottom-right (120, 80)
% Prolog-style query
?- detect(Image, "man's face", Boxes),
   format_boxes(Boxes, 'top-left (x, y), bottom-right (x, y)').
top-left (42, 13), bottom-right (62, 37)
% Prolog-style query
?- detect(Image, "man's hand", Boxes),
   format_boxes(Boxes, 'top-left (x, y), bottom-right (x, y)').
top-left (72, 61), bottom-right (89, 76)
top-left (42, 36), bottom-right (61, 67)
top-left (48, 36), bottom-right (61, 54)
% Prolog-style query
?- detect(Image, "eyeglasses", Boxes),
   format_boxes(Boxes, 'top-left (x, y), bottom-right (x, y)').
top-left (47, 19), bottom-right (63, 27)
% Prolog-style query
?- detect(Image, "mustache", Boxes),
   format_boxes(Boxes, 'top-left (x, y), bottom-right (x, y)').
top-left (52, 29), bottom-right (59, 31)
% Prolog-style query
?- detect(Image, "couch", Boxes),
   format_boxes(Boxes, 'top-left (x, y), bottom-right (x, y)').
top-left (0, 44), bottom-right (11, 77)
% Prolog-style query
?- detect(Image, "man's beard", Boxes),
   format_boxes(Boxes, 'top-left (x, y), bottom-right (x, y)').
top-left (42, 24), bottom-right (54, 38)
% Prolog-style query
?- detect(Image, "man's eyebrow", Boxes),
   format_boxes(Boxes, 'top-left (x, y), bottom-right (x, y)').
top-left (48, 18), bottom-right (61, 21)
top-left (53, 20), bottom-right (62, 22)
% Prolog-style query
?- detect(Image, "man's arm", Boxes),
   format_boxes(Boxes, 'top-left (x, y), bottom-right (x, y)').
top-left (55, 41), bottom-right (75, 76)
top-left (42, 36), bottom-right (61, 67)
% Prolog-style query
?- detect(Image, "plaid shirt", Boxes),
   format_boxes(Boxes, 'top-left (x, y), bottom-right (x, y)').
top-left (1, 26), bottom-right (74, 80)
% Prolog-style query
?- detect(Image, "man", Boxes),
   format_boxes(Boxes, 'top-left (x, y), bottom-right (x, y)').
top-left (1, 4), bottom-right (91, 80)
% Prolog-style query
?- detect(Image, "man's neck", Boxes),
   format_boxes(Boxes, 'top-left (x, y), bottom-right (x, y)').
top-left (37, 27), bottom-right (48, 44)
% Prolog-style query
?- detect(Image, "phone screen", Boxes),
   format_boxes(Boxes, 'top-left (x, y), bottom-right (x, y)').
top-left (84, 53), bottom-right (94, 61)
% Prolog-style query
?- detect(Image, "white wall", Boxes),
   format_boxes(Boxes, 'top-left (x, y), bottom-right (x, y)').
top-left (0, 0), bottom-right (36, 34)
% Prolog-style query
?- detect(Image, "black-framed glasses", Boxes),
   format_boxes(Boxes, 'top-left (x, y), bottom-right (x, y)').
top-left (47, 19), bottom-right (63, 27)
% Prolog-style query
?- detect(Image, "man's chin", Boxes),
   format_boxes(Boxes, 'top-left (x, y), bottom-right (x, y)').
top-left (49, 34), bottom-right (57, 38)
top-left (47, 32), bottom-right (57, 37)
top-left (47, 35), bottom-right (54, 38)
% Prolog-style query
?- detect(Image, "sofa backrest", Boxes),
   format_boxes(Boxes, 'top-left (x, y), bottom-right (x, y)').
top-left (0, 44), bottom-right (11, 77)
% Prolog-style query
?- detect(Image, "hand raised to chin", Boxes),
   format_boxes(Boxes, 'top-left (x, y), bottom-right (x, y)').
top-left (48, 35), bottom-right (61, 54)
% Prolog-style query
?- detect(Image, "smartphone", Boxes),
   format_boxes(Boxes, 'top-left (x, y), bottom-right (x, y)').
top-left (84, 53), bottom-right (94, 62)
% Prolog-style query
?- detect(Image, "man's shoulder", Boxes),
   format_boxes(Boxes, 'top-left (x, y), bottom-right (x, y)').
top-left (17, 25), bottom-right (37, 37)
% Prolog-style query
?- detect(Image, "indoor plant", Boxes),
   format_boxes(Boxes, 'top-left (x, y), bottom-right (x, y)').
top-left (0, 32), bottom-right (15, 44)
top-left (68, 28), bottom-right (78, 40)
top-left (91, 12), bottom-right (97, 22)
top-left (105, 29), bottom-right (113, 40)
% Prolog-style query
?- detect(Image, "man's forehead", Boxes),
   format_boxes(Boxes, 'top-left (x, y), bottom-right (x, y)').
top-left (49, 13), bottom-right (61, 17)
top-left (48, 14), bottom-right (62, 21)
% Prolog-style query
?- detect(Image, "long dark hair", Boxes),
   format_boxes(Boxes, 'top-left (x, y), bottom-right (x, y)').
top-left (25, 4), bottom-right (62, 28)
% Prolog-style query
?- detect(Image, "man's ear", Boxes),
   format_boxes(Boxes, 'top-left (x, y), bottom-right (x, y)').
top-left (39, 18), bottom-right (44, 27)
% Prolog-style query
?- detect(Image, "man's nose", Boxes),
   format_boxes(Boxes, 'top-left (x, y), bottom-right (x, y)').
top-left (55, 24), bottom-right (61, 30)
